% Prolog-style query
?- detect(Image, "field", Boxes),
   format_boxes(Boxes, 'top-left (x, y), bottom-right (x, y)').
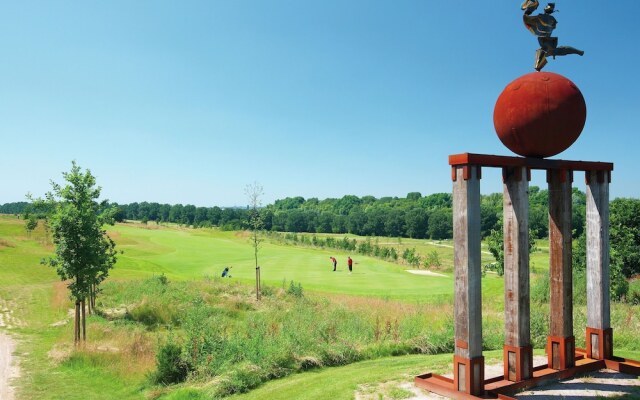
top-left (1, 214), bottom-right (639, 399)
top-left (107, 223), bottom-right (508, 302)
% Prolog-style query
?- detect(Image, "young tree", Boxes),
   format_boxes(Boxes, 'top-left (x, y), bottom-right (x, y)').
top-left (245, 182), bottom-right (264, 300)
top-left (36, 162), bottom-right (117, 344)
top-left (24, 215), bottom-right (38, 237)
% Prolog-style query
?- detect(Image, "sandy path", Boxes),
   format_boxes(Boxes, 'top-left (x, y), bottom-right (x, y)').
top-left (0, 331), bottom-right (18, 400)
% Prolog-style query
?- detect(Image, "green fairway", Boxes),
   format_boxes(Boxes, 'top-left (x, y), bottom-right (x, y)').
top-left (108, 223), bottom-right (504, 302)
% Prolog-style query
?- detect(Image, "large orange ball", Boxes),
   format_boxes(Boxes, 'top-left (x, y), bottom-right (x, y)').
top-left (493, 72), bottom-right (586, 158)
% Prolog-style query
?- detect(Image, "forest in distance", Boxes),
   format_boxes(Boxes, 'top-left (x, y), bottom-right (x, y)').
top-left (1, 188), bottom-right (586, 240)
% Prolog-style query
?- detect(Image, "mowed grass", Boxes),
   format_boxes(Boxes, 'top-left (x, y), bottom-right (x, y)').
top-left (108, 222), bottom-right (505, 302)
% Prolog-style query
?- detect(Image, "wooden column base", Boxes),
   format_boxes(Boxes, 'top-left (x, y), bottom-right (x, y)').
top-left (586, 327), bottom-right (613, 360)
top-left (503, 345), bottom-right (533, 382)
top-left (546, 335), bottom-right (575, 370)
top-left (453, 355), bottom-right (485, 396)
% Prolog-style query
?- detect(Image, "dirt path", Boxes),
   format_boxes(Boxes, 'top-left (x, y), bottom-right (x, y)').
top-left (1, 297), bottom-right (21, 400)
top-left (0, 331), bottom-right (18, 400)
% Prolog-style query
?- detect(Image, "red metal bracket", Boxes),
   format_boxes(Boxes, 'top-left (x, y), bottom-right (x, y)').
top-left (503, 344), bottom-right (533, 382)
top-left (453, 355), bottom-right (485, 396)
top-left (586, 327), bottom-right (613, 360)
top-left (546, 335), bottom-right (575, 370)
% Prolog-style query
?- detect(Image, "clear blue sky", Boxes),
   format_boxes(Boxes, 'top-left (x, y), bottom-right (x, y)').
top-left (1, 1), bottom-right (638, 207)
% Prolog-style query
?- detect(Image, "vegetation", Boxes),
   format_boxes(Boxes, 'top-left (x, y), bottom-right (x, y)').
top-left (485, 227), bottom-right (537, 276)
top-left (0, 186), bottom-right (623, 245)
top-left (106, 276), bottom-right (463, 396)
top-left (3, 184), bottom-right (640, 399)
top-left (29, 162), bottom-right (118, 343)
top-left (245, 182), bottom-right (265, 300)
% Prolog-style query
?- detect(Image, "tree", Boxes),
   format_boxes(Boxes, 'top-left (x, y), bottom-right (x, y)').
top-left (245, 182), bottom-right (264, 300)
top-left (36, 162), bottom-right (117, 344)
top-left (427, 208), bottom-right (453, 240)
top-left (25, 215), bottom-right (38, 237)
top-left (609, 198), bottom-right (640, 278)
top-left (284, 209), bottom-right (306, 232)
top-left (384, 208), bottom-right (406, 238)
top-left (406, 192), bottom-right (422, 201)
top-left (573, 230), bottom-right (628, 301)
top-left (486, 226), bottom-right (536, 276)
top-left (404, 208), bottom-right (428, 239)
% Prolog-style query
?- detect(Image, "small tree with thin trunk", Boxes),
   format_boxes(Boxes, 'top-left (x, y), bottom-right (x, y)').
top-left (245, 182), bottom-right (264, 300)
top-left (34, 161), bottom-right (117, 344)
top-left (24, 215), bottom-right (38, 237)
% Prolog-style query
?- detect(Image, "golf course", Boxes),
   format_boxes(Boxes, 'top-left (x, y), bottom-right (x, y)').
top-left (1, 213), bottom-right (639, 399)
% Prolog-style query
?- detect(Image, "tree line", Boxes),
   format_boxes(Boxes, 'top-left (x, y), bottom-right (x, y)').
top-left (0, 188), bottom-right (602, 241)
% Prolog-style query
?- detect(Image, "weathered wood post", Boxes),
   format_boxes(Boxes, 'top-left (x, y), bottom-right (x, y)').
top-left (502, 166), bottom-right (533, 382)
top-left (452, 165), bottom-right (484, 395)
top-left (547, 169), bottom-right (575, 370)
top-left (585, 170), bottom-right (612, 360)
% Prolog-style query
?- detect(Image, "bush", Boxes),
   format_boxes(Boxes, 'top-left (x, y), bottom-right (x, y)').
top-left (157, 273), bottom-right (169, 285)
top-left (154, 341), bottom-right (189, 385)
top-left (423, 250), bottom-right (442, 270)
top-left (287, 281), bottom-right (304, 298)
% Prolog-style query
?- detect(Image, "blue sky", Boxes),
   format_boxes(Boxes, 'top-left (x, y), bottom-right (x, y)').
top-left (1, 1), bottom-right (638, 206)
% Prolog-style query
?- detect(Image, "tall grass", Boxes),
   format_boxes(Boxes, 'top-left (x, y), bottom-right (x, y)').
top-left (96, 276), bottom-right (469, 397)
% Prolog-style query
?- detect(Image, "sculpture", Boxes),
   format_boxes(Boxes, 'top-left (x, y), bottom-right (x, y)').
top-left (521, 1), bottom-right (584, 71)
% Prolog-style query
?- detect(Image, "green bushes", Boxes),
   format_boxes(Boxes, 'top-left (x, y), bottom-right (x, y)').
top-left (154, 341), bottom-right (189, 384)
top-left (286, 281), bottom-right (303, 297)
top-left (271, 233), bottom-right (400, 263)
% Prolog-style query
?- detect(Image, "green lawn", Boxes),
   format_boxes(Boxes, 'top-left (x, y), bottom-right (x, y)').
top-left (108, 223), bottom-right (506, 302)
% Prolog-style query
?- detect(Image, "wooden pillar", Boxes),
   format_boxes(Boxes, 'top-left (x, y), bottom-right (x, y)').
top-left (452, 165), bottom-right (484, 395)
top-left (586, 170), bottom-right (612, 360)
top-left (502, 166), bottom-right (533, 382)
top-left (547, 169), bottom-right (575, 370)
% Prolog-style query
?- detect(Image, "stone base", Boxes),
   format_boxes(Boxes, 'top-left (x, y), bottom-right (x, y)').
top-left (453, 355), bottom-right (485, 395)
top-left (547, 335), bottom-right (575, 370)
top-left (586, 327), bottom-right (613, 360)
top-left (504, 344), bottom-right (533, 382)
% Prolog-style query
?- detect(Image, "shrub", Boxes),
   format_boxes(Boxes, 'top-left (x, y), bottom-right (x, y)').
top-left (157, 273), bottom-right (169, 285)
top-left (423, 250), bottom-right (442, 270)
top-left (154, 341), bottom-right (189, 385)
top-left (287, 281), bottom-right (304, 298)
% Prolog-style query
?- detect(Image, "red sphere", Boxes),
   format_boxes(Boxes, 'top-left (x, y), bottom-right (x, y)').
top-left (493, 72), bottom-right (586, 158)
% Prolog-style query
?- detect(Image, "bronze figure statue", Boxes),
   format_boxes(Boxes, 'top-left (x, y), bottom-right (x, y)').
top-left (521, 1), bottom-right (584, 71)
